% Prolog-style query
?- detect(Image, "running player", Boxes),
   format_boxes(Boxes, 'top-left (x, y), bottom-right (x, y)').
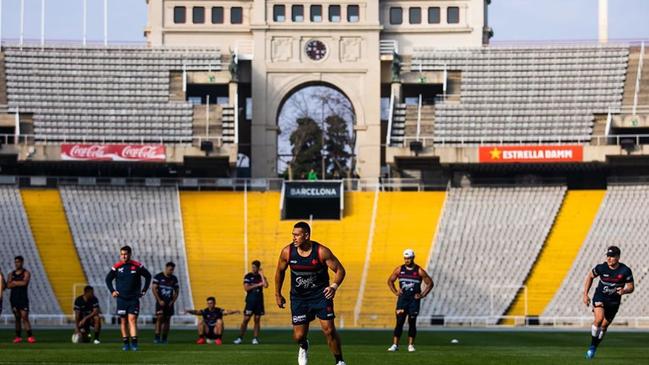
top-left (275, 221), bottom-right (347, 365)
top-left (152, 261), bottom-right (180, 344)
top-left (234, 260), bottom-right (268, 345)
top-left (583, 245), bottom-right (634, 359)
top-left (386, 249), bottom-right (434, 352)
top-left (186, 297), bottom-right (240, 345)
top-left (8, 256), bottom-right (35, 344)
top-left (73, 285), bottom-right (102, 344)
top-left (105, 245), bottom-right (152, 351)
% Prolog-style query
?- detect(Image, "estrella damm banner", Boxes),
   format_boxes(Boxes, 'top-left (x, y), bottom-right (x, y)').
top-left (478, 145), bottom-right (583, 163)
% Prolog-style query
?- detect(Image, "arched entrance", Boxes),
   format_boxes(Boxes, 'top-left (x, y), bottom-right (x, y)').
top-left (276, 82), bottom-right (356, 180)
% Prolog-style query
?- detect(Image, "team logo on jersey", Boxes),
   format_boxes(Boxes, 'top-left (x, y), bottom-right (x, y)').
top-left (118, 267), bottom-right (124, 273)
top-left (617, 274), bottom-right (623, 279)
top-left (311, 259), bottom-right (318, 265)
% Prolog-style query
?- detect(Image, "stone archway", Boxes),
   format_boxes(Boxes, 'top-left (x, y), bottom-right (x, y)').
top-left (276, 82), bottom-right (356, 179)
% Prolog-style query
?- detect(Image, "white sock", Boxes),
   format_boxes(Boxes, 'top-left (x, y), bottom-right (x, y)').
top-left (591, 325), bottom-right (601, 338)
top-left (598, 329), bottom-right (606, 340)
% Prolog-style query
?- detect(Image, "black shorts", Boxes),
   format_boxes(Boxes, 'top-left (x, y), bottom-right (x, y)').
top-left (10, 299), bottom-right (29, 313)
top-left (244, 299), bottom-right (265, 316)
top-left (116, 298), bottom-right (140, 317)
top-left (592, 298), bottom-right (620, 322)
top-left (290, 295), bottom-right (335, 325)
top-left (205, 325), bottom-right (218, 339)
top-left (156, 302), bottom-right (175, 317)
top-left (396, 297), bottom-right (420, 317)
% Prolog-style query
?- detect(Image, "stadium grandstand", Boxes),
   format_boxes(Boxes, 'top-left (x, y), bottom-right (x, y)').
top-left (1, 0), bottom-right (649, 337)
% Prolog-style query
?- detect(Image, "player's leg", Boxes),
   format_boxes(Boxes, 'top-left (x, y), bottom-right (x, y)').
top-left (293, 323), bottom-right (311, 365)
top-left (595, 303), bottom-right (618, 349)
top-left (154, 305), bottom-right (163, 343)
top-left (214, 319), bottom-right (224, 345)
top-left (196, 319), bottom-right (207, 344)
top-left (407, 315), bottom-right (417, 349)
top-left (586, 305), bottom-right (606, 358)
top-left (391, 310), bottom-right (407, 349)
top-left (21, 309), bottom-right (35, 343)
top-left (162, 314), bottom-right (171, 343)
top-left (12, 306), bottom-right (22, 342)
top-left (237, 314), bottom-right (251, 342)
top-left (253, 314), bottom-right (262, 340)
top-left (92, 315), bottom-right (101, 343)
top-left (128, 313), bottom-right (139, 350)
top-left (319, 319), bottom-right (344, 365)
top-left (120, 315), bottom-right (130, 350)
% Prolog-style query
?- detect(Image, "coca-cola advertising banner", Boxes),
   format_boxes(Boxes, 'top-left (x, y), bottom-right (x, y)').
top-left (61, 144), bottom-right (166, 162)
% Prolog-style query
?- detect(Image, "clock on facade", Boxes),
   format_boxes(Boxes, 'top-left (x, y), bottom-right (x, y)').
top-left (305, 40), bottom-right (327, 61)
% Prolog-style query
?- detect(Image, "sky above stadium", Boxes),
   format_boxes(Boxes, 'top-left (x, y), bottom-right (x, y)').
top-left (0, 0), bottom-right (647, 43)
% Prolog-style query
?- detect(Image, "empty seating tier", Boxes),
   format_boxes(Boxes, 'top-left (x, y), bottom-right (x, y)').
top-left (544, 185), bottom-right (649, 320)
top-left (411, 46), bottom-right (629, 144)
top-left (420, 186), bottom-right (565, 323)
top-left (0, 186), bottom-right (61, 314)
top-left (60, 186), bottom-right (193, 316)
top-left (4, 46), bottom-right (222, 143)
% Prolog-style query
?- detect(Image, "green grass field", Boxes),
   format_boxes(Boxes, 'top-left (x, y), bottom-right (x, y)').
top-left (0, 329), bottom-right (647, 364)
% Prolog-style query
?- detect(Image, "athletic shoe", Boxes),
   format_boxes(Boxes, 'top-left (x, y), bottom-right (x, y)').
top-left (336, 362), bottom-right (347, 365)
top-left (233, 337), bottom-right (243, 345)
top-left (196, 337), bottom-right (206, 345)
top-left (93, 339), bottom-right (101, 345)
top-left (130, 344), bottom-right (138, 351)
top-left (153, 338), bottom-right (161, 344)
top-left (586, 346), bottom-right (596, 359)
top-left (215, 338), bottom-right (223, 345)
top-left (252, 338), bottom-right (260, 345)
top-left (298, 340), bottom-right (309, 365)
top-left (12, 337), bottom-right (22, 344)
top-left (387, 344), bottom-right (399, 352)
top-left (122, 343), bottom-right (131, 351)
top-left (27, 337), bottom-right (36, 344)
top-left (408, 344), bottom-right (416, 352)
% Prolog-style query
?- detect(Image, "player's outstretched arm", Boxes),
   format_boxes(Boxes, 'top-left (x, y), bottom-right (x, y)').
top-left (417, 268), bottom-right (434, 299)
top-left (223, 309), bottom-right (241, 316)
top-left (322, 246), bottom-right (346, 300)
top-left (387, 266), bottom-right (401, 297)
top-left (185, 309), bottom-right (202, 315)
top-left (582, 271), bottom-right (596, 306)
top-left (275, 246), bottom-right (290, 308)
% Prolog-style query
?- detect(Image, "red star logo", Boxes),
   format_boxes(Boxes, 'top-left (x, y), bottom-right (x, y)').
top-left (311, 259), bottom-right (318, 265)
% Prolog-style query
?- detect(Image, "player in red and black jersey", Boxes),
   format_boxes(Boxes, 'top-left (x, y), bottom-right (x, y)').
top-left (275, 221), bottom-right (347, 365)
top-left (73, 285), bottom-right (102, 344)
top-left (105, 245), bottom-right (152, 351)
top-left (8, 256), bottom-right (35, 344)
top-left (583, 245), bottom-right (634, 359)
top-left (234, 260), bottom-right (268, 345)
top-left (186, 297), bottom-right (240, 345)
top-left (152, 262), bottom-right (180, 344)
top-left (387, 249), bottom-right (434, 353)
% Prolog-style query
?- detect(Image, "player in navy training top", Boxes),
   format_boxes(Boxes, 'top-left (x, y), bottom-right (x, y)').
top-left (73, 285), bottom-right (102, 344)
top-left (387, 248), bottom-right (434, 353)
top-left (105, 245), bottom-right (152, 351)
top-left (8, 255), bottom-right (35, 344)
top-left (186, 297), bottom-right (240, 345)
top-left (234, 260), bottom-right (268, 345)
top-left (583, 245), bottom-right (634, 359)
top-left (275, 221), bottom-right (347, 365)
top-left (152, 261), bottom-right (180, 344)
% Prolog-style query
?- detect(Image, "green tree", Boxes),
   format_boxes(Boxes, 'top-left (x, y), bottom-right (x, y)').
top-left (324, 115), bottom-right (352, 179)
top-left (288, 117), bottom-right (323, 180)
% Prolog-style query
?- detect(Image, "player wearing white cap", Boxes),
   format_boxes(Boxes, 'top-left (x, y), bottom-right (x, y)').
top-left (386, 249), bottom-right (434, 353)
